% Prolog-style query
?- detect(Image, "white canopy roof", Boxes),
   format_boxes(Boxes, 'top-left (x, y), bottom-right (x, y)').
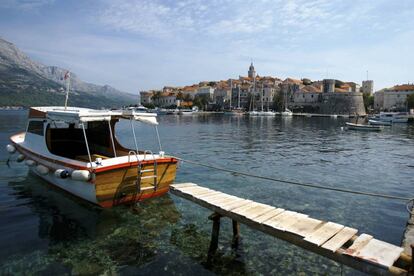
top-left (33, 107), bottom-right (158, 125)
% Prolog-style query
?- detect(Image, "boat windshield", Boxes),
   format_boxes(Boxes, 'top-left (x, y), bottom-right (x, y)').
top-left (46, 120), bottom-right (128, 161)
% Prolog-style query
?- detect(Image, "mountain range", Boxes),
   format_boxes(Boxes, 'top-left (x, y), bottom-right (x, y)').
top-left (0, 37), bottom-right (137, 108)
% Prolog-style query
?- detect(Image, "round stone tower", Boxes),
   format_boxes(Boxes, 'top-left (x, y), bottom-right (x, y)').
top-left (323, 79), bottom-right (335, 93)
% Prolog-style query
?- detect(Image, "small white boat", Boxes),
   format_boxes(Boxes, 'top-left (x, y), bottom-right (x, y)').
top-left (248, 111), bottom-right (259, 116)
top-left (368, 119), bottom-right (391, 126)
top-left (281, 108), bottom-right (293, 116)
top-left (371, 112), bottom-right (409, 123)
top-left (225, 109), bottom-right (245, 116)
top-left (345, 122), bottom-right (383, 131)
top-left (256, 111), bottom-right (276, 116)
top-left (179, 109), bottom-right (193, 115)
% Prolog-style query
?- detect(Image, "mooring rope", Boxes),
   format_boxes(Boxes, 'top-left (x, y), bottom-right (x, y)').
top-left (171, 155), bottom-right (414, 213)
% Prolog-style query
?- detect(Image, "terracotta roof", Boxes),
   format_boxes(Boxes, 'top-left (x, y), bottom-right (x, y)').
top-left (301, 85), bottom-right (322, 93)
top-left (334, 88), bottom-right (349, 93)
top-left (284, 78), bottom-right (302, 84)
top-left (391, 84), bottom-right (414, 91)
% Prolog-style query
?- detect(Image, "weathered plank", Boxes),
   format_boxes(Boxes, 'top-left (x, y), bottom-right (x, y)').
top-left (178, 186), bottom-right (212, 196)
top-left (265, 211), bottom-right (308, 231)
top-left (304, 222), bottom-right (344, 246)
top-left (344, 233), bottom-right (373, 256)
top-left (287, 217), bottom-right (324, 237)
top-left (354, 239), bottom-right (404, 268)
top-left (254, 208), bottom-right (285, 224)
top-left (170, 183), bottom-right (197, 189)
top-left (220, 199), bottom-right (252, 211)
top-left (322, 227), bottom-right (358, 252)
top-left (198, 192), bottom-right (229, 202)
top-left (242, 204), bottom-right (275, 220)
top-left (206, 195), bottom-right (237, 205)
top-left (232, 202), bottom-right (261, 215)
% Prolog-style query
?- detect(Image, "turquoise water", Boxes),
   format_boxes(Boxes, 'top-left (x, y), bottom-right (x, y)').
top-left (0, 110), bottom-right (413, 275)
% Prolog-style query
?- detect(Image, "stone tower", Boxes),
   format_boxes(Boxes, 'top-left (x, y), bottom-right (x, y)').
top-left (323, 79), bottom-right (335, 93)
top-left (248, 62), bottom-right (256, 79)
top-left (362, 80), bottom-right (374, 95)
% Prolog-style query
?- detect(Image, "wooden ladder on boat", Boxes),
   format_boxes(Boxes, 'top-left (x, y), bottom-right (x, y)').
top-left (138, 150), bottom-right (158, 192)
top-left (127, 151), bottom-right (158, 202)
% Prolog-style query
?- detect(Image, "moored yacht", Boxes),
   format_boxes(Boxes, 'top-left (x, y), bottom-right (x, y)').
top-left (7, 106), bottom-right (178, 208)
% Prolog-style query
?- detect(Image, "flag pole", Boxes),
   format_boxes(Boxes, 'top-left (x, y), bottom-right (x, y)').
top-left (64, 71), bottom-right (70, 110)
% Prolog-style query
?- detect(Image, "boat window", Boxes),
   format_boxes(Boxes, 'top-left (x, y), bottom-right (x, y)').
top-left (27, 121), bottom-right (44, 136)
top-left (46, 120), bottom-right (118, 160)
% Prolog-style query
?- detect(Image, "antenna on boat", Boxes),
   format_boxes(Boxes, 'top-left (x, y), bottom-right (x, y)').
top-left (64, 71), bottom-right (71, 110)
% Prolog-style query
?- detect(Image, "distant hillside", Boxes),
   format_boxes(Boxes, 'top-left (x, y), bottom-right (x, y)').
top-left (0, 37), bottom-right (137, 108)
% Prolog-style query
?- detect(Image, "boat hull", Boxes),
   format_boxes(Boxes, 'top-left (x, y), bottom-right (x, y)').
top-left (95, 161), bottom-right (177, 208)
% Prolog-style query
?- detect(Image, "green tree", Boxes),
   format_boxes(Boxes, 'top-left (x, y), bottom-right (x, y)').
top-left (407, 93), bottom-right (414, 110)
top-left (176, 91), bottom-right (184, 100)
top-left (151, 91), bottom-right (162, 107)
top-left (273, 92), bottom-right (284, 111)
top-left (183, 93), bottom-right (192, 102)
top-left (363, 93), bottom-right (374, 112)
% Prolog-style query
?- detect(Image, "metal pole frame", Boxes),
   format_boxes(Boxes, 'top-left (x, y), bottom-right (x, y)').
top-left (155, 125), bottom-right (162, 152)
top-left (107, 120), bottom-right (117, 158)
top-left (130, 118), bottom-right (139, 153)
top-left (80, 123), bottom-right (92, 164)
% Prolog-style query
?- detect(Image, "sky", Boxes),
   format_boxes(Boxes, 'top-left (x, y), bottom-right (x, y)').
top-left (0, 0), bottom-right (413, 94)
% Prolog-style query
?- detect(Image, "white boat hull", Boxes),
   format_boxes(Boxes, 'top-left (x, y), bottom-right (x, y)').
top-left (30, 166), bottom-right (98, 203)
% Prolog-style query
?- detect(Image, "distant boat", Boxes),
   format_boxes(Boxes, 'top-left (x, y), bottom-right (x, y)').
top-left (179, 109), bottom-right (194, 115)
top-left (345, 122), bottom-right (383, 131)
top-left (368, 119), bottom-right (391, 126)
top-left (281, 108), bottom-right (293, 116)
top-left (256, 111), bottom-right (276, 116)
top-left (248, 110), bottom-right (259, 116)
top-left (225, 109), bottom-right (245, 116)
top-left (371, 112), bottom-right (409, 123)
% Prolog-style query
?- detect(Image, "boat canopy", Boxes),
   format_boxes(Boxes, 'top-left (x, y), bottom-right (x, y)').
top-left (30, 107), bottom-right (158, 125)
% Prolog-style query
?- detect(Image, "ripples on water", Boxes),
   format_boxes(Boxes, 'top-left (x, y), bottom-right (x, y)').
top-left (0, 110), bottom-right (413, 275)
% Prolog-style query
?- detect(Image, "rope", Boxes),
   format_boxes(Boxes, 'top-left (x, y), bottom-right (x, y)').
top-left (172, 155), bottom-right (413, 204)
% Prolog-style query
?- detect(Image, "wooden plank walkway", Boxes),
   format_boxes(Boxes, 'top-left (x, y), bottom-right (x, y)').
top-left (170, 183), bottom-right (411, 275)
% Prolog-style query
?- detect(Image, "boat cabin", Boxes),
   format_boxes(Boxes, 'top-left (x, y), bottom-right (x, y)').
top-left (25, 107), bottom-right (162, 166)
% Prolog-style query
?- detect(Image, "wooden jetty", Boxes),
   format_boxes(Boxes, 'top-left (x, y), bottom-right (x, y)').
top-left (170, 183), bottom-right (412, 275)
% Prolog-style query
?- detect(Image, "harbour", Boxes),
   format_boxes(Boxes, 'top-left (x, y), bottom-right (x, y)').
top-left (1, 110), bottom-right (414, 275)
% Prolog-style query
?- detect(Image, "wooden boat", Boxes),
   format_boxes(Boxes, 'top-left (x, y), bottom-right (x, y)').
top-left (7, 106), bottom-right (178, 208)
top-left (345, 122), bottom-right (383, 131)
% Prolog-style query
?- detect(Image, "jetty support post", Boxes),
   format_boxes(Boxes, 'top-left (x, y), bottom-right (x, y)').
top-left (232, 220), bottom-right (240, 249)
top-left (208, 213), bottom-right (222, 261)
top-left (411, 244), bottom-right (414, 274)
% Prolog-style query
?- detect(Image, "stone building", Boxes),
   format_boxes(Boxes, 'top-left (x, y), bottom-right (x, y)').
top-left (374, 84), bottom-right (414, 111)
top-left (140, 91), bottom-right (153, 105)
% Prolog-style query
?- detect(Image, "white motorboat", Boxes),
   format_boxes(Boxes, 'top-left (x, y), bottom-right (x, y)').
top-left (371, 112), bottom-right (409, 123)
top-left (7, 107), bottom-right (178, 208)
top-left (368, 119), bottom-right (392, 126)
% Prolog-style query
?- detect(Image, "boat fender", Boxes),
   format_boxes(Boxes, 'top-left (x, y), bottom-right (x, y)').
top-left (71, 170), bottom-right (91, 182)
top-left (6, 144), bottom-right (16, 154)
top-left (25, 160), bottom-right (36, 167)
top-left (16, 154), bottom-right (25, 162)
top-left (35, 164), bottom-right (49, 175)
top-left (54, 169), bottom-right (70, 179)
